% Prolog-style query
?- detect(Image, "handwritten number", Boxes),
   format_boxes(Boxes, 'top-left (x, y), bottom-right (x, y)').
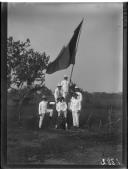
top-left (100, 158), bottom-right (120, 165)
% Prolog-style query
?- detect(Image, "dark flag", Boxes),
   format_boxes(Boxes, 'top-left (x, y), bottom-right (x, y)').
top-left (46, 20), bottom-right (83, 74)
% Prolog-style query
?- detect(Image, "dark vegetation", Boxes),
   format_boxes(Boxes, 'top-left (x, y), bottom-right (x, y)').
top-left (8, 87), bottom-right (122, 130)
top-left (7, 37), bottom-right (49, 88)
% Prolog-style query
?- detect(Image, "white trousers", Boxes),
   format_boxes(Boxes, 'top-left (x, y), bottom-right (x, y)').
top-left (39, 114), bottom-right (45, 128)
top-left (72, 110), bottom-right (80, 127)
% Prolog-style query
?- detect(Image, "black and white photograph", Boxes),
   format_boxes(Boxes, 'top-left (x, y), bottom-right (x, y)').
top-left (1, 2), bottom-right (127, 168)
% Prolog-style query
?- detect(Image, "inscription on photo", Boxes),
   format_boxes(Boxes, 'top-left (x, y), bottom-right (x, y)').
top-left (100, 158), bottom-right (120, 165)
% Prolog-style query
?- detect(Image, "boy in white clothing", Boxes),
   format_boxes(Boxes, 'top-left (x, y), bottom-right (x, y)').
top-left (38, 96), bottom-right (48, 128)
top-left (56, 97), bottom-right (68, 129)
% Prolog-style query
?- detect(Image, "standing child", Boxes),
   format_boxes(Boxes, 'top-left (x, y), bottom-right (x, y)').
top-left (56, 97), bottom-right (68, 129)
top-left (38, 96), bottom-right (48, 129)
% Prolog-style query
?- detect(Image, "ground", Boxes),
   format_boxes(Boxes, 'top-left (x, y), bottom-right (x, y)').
top-left (7, 108), bottom-right (122, 165)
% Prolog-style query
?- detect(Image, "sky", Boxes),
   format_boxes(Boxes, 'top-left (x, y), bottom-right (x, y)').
top-left (8, 3), bottom-right (123, 93)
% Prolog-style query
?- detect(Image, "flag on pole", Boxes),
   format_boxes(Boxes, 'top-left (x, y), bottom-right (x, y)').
top-left (46, 20), bottom-right (83, 74)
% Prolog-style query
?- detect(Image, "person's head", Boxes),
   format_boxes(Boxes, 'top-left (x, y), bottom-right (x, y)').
top-left (73, 92), bottom-right (78, 98)
top-left (57, 97), bottom-right (60, 102)
top-left (75, 86), bottom-right (80, 92)
top-left (61, 97), bottom-right (65, 102)
top-left (42, 95), bottom-right (47, 101)
top-left (64, 75), bottom-right (68, 80)
top-left (57, 83), bottom-right (62, 89)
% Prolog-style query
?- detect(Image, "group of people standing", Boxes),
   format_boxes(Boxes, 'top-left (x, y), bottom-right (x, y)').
top-left (38, 75), bottom-right (83, 130)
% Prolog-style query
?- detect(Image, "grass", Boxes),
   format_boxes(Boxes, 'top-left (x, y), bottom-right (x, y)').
top-left (7, 99), bottom-right (122, 165)
top-left (7, 123), bottom-right (122, 165)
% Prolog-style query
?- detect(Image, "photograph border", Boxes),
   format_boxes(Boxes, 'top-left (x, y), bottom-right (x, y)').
top-left (1, 2), bottom-right (127, 169)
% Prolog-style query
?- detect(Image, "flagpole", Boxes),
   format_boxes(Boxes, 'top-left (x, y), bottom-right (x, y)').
top-left (69, 19), bottom-right (84, 85)
top-left (69, 64), bottom-right (74, 84)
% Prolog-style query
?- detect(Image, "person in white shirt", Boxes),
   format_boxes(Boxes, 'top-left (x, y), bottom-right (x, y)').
top-left (61, 75), bottom-right (69, 99)
top-left (56, 97), bottom-right (68, 129)
top-left (38, 96), bottom-right (48, 129)
top-left (75, 86), bottom-right (83, 110)
top-left (54, 83), bottom-right (63, 102)
top-left (70, 92), bottom-right (82, 127)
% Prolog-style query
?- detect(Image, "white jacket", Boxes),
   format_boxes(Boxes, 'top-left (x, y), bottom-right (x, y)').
top-left (54, 88), bottom-right (63, 101)
top-left (39, 101), bottom-right (48, 115)
top-left (61, 80), bottom-right (69, 93)
top-left (70, 97), bottom-right (81, 112)
top-left (56, 101), bottom-right (67, 112)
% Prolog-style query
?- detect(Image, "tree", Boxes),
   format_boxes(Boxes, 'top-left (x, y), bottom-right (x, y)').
top-left (7, 37), bottom-right (50, 89)
top-left (7, 37), bottom-right (50, 120)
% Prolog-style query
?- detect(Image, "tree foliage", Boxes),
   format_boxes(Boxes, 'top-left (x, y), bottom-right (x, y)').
top-left (7, 37), bottom-right (50, 88)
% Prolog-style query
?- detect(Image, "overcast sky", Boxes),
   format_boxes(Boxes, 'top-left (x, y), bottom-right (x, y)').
top-left (8, 3), bottom-right (123, 93)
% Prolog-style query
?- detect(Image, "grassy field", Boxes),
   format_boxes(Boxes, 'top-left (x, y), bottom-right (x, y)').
top-left (7, 100), bottom-right (122, 165)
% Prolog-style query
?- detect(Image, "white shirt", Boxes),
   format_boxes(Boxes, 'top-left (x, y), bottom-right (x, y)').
top-left (70, 97), bottom-right (81, 111)
top-left (54, 88), bottom-right (63, 101)
top-left (56, 101), bottom-right (67, 112)
top-left (39, 101), bottom-right (48, 115)
top-left (61, 80), bottom-right (69, 93)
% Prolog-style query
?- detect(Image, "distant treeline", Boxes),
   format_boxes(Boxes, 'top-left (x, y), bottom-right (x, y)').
top-left (8, 87), bottom-right (122, 130)
top-left (81, 91), bottom-right (122, 109)
top-left (8, 86), bottom-right (122, 110)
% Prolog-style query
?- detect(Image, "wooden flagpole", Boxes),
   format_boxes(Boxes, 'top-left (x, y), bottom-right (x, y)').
top-left (69, 19), bottom-right (84, 84)
top-left (69, 64), bottom-right (74, 84)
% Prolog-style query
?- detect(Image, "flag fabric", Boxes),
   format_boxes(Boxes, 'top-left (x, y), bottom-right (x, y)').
top-left (46, 20), bottom-right (83, 74)
top-left (68, 20), bottom-right (83, 64)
